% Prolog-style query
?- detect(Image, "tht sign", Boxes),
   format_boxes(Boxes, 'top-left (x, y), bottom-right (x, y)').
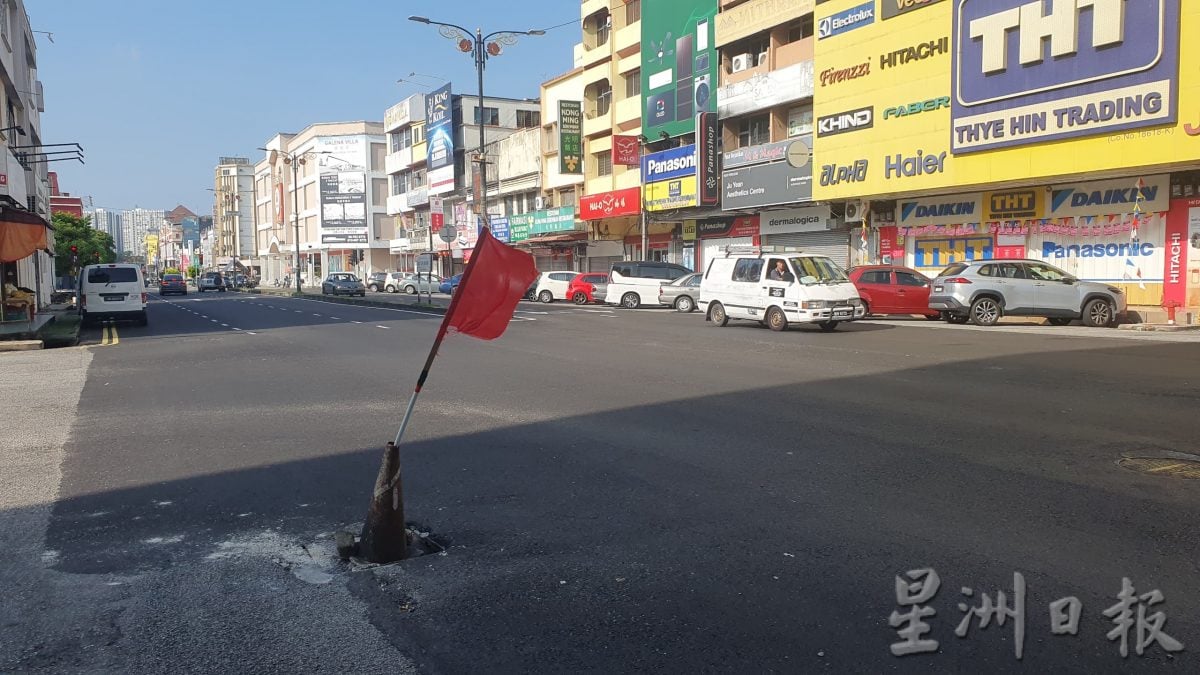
top-left (984, 189), bottom-right (1045, 221)
top-left (580, 187), bottom-right (640, 220)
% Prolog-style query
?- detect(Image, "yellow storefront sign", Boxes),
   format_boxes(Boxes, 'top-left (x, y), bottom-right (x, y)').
top-left (683, 220), bottom-right (697, 241)
top-left (812, 0), bottom-right (1200, 201)
top-left (644, 176), bottom-right (698, 212)
top-left (983, 189), bottom-right (1045, 221)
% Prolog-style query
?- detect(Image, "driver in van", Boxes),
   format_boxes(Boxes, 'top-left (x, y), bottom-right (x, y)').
top-left (767, 259), bottom-right (793, 282)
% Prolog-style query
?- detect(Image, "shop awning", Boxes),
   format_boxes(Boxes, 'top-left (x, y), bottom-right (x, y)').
top-left (518, 231), bottom-right (588, 245)
top-left (0, 206), bottom-right (52, 263)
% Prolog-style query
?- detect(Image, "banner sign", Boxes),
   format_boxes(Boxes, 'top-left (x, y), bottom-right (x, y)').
top-left (697, 112), bottom-right (720, 205)
top-left (580, 187), bottom-right (640, 220)
top-left (317, 136), bottom-right (369, 244)
top-left (640, 0), bottom-right (719, 139)
top-left (613, 135), bottom-right (640, 167)
top-left (558, 100), bottom-right (583, 174)
top-left (426, 83), bottom-right (455, 194)
top-left (721, 137), bottom-right (813, 210)
top-left (1049, 174), bottom-right (1170, 218)
top-left (951, 0), bottom-right (1180, 153)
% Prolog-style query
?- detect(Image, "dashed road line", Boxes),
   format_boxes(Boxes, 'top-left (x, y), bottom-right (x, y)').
top-left (376, 325), bottom-right (389, 329)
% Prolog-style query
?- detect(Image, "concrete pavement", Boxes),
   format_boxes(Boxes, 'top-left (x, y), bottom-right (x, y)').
top-left (5, 289), bottom-right (1200, 672)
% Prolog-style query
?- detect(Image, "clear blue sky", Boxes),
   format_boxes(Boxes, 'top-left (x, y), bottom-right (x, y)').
top-left (35, 0), bottom-right (580, 214)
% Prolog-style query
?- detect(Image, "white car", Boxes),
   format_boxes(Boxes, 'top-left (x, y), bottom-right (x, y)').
top-left (533, 271), bottom-right (578, 303)
top-left (606, 261), bottom-right (692, 309)
top-left (78, 263), bottom-right (148, 326)
top-left (700, 245), bottom-right (864, 332)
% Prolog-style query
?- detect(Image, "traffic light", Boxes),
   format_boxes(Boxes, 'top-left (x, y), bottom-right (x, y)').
top-left (70, 245), bottom-right (78, 268)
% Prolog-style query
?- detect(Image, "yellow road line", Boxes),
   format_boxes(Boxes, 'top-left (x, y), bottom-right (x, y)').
top-left (109, 324), bottom-right (119, 346)
top-left (100, 324), bottom-right (110, 345)
top-left (99, 323), bottom-right (120, 346)
top-left (1144, 462), bottom-right (1185, 474)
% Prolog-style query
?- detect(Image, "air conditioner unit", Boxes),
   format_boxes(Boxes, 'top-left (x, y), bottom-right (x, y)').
top-left (757, 51), bottom-right (769, 67)
top-left (844, 201), bottom-right (865, 224)
top-left (730, 54), bottom-right (752, 73)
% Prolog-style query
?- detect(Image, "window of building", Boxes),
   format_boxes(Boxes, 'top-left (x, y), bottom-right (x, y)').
top-left (786, 16), bottom-right (814, 43)
top-left (474, 106), bottom-right (500, 126)
top-left (595, 152), bottom-right (612, 177)
top-left (389, 131), bottom-right (402, 152)
top-left (412, 125), bottom-right (424, 145)
top-left (737, 114), bottom-right (771, 147)
top-left (625, 70), bottom-right (641, 98)
top-left (625, 0), bottom-right (640, 24)
top-left (517, 110), bottom-right (540, 128)
top-left (788, 106), bottom-right (814, 138)
top-left (391, 173), bottom-right (407, 196)
top-left (589, 10), bottom-right (611, 47)
top-left (588, 79), bottom-right (612, 117)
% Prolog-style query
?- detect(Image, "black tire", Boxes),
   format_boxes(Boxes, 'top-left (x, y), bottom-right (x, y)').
top-left (969, 296), bottom-right (1002, 326)
top-left (860, 300), bottom-right (870, 317)
top-left (709, 302), bottom-right (728, 327)
top-left (538, 290), bottom-right (554, 303)
top-left (675, 295), bottom-right (695, 313)
top-left (572, 291), bottom-right (588, 305)
top-left (385, 285), bottom-right (396, 293)
top-left (404, 285), bottom-right (416, 295)
top-left (945, 313), bottom-right (969, 324)
top-left (766, 306), bottom-right (787, 332)
top-left (1049, 317), bottom-right (1073, 326)
top-left (620, 292), bottom-right (640, 309)
top-left (368, 284), bottom-right (379, 292)
top-left (137, 311), bottom-right (148, 327)
top-left (1082, 298), bottom-right (1115, 327)
top-left (819, 321), bottom-right (839, 332)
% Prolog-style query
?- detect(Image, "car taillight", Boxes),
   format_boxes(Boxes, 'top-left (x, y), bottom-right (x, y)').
top-left (944, 277), bottom-right (972, 284)
top-left (142, 293), bottom-right (148, 303)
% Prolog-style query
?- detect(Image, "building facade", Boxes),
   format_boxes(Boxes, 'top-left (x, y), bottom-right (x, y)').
top-left (88, 208), bottom-right (123, 252)
top-left (48, 172), bottom-right (84, 217)
top-left (253, 121), bottom-right (392, 285)
top-left (383, 94), bottom-right (428, 272)
top-left (212, 157), bottom-right (255, 273)
top-left (120, 208), bottom-right (165, 262)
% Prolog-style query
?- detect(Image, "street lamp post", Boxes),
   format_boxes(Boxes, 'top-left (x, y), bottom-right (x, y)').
top-left (408, 16), bottom-right (544, 233)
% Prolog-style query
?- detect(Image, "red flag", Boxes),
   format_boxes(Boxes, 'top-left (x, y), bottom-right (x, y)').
top-left (439, 227), bottom-right (538, 341)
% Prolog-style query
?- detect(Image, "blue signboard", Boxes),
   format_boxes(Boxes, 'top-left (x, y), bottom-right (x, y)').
top-left (490, 216), bottom-right (510, 243)
top-left (817, 2), bottom-right (875, 40)
top-left (951, 0), bottom-right (1179, 154)
top-left (641, 144), bottom-right (697, 184)
top-left (425, 83), bottom-right (454, 170)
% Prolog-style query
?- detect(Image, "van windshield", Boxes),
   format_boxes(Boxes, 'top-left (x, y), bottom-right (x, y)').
top-left (788, 257), bottom-right (848, 285)
top-left (87, 267), bottom-right (138, 283)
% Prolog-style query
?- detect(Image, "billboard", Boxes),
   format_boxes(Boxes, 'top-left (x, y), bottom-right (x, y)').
top-left (811, 0), bottom-right (1199, 201)
top-left (559, 100), bottom-right (583, 174)
top-left (425, 83), bottom-right (455, 195)
top-left (317, 135), bottom-right (369, 245)
top-left (642, 144), bottom-right (698, 212)
top-left (640, 0), bottom-right (718, 139)
top-left (721, 137), bottom-right (813, 210)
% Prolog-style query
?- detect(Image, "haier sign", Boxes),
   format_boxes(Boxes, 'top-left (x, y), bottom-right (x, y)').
top-left (951, 0), bottom-right (1180, 153)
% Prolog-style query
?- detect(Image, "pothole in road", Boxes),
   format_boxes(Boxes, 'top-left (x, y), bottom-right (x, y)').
top-left (1117, 450), bottom-right (1200, 479)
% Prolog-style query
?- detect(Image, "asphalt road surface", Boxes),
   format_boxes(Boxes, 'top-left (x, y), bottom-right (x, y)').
top-left (4, 289), bottom-right (1199, 673)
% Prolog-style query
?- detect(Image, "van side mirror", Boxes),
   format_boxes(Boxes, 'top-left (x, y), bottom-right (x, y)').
top-left (1062, 277), bottom-right (1076, 284)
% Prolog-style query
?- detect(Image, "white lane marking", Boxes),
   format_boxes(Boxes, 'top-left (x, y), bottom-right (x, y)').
top-left (293, 297), bottom-right (441, 317)
top-left (351, 321), bottom-right (363, 324)
top-left (330, 316), bottom-right (341, 320)
top-left (221, 323), bottom-right (229, 327)
top-left (210, 319), bottom-right (219, 323)
top-left (312, 313), bottom-right (322, 317)
top-left (376, 325), bottom-right (389, 329)
top-left (247, 331), bottom-right (258, 335)
top-left (232, 328), bottom-right (242, 331)
top-left (515, 310), bottom-right (549, 315)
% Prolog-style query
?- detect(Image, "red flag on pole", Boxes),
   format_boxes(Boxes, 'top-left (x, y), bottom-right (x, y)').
top-left (439, 227), bottom-right (538, 341)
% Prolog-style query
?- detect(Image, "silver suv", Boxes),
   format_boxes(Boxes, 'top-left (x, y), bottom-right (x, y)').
top-left (928, 259), bottom-right (1125, 327)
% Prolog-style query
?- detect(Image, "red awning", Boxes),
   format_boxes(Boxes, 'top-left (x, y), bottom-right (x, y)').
top-left (0, 207), bottom-right (51, 263)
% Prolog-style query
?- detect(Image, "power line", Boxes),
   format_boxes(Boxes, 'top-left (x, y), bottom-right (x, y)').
top-left (538, 17), bottom-right (580, 33)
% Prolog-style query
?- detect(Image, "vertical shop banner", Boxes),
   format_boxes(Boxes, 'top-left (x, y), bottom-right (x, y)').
top-left (1164, 198), bottom-right (1197, 307)
top-left (425, 83), bottom-right (456, 195)
top-left (558, 101), bottom-right (583, 174)
top-left (317, 136), bottom-right (369, 244)
top-left (641, 0), bottom-right (718, 139)
top-left (612, 135), bottom-right (641, 166)
top-left (696, 112), bottom-right (719, 205)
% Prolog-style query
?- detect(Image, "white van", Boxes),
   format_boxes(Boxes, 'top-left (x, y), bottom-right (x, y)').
top-left (607, 261), bottom-right (691, 309)
top-left (700, 246), bottom-right (864, 332)
top-left (78, 263), bottom-right (148, 326)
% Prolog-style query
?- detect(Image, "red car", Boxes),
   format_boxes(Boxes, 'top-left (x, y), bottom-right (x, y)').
top-left (848, 265), bottom-right (940, 319)
top-left (567, 272), bottom-right (608, 304)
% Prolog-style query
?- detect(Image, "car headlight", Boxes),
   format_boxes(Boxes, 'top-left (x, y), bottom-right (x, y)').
top-left (848, 298), bottom-right (863, 307)
top-left (1106, 286), bottom-right (1123, 294)
top-left (801, 300), bottom-right (827, 309)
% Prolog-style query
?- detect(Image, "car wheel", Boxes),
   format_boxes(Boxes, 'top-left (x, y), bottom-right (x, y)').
top-left (766, 306), bottom-right (787, 332)
top-left (405, 285), bottom-right (416, 295)
top-left (620, 292), bottom-right (641, 309)
top-left (969, 296), bottom-right (1002, 326)
top-left (538, 290), bottom-right (554, 303)
top-left (1048, 317), bottom-right (1073, 326)
top-left (368, 284), bottom-right (379, 292)
top-left (860, 300), bottom-right (870, 317)
top-left (819, 321), bottom-right (839, 332)
top-left (708, 301), bottom-right (728, 327)
top-left (572, 291), bottom-right (588, 305)
top-left (945, 313), bottom-right (969, 324)
top-left (1082, 298), bottom-right (1114, 327)
top-left (924, 312), bottom-right (941, 320)
top-left (675, 295), bottom-right (694, 313)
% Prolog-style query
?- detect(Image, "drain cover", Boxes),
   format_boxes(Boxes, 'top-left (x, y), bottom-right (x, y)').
top-left (1118, 457), bottom-right (1200, 479)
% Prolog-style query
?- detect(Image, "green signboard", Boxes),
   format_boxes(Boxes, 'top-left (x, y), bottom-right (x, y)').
top-left (507, 207), bottom-right (577, 243)
top-left (640, 0), bottom-right (718, 140)
top-left (558, 101), bottom-right (583, 174)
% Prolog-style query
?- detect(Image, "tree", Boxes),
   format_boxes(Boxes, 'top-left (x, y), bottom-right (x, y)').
top-left (52, 213), bottom-right (117, 275)
top-left (186, 265), bottom-right (199, 278)
top-left (163, 267), bottom-right (181, 275)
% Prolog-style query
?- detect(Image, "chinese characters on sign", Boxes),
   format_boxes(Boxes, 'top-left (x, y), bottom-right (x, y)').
top-left (889, 568), bottom-right (1184, 660)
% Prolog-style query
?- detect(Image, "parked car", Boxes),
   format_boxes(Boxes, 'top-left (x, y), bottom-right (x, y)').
top-left (366, 272), bottom-right (388, 292)
top-left (159, 273), bottom-right (187, 296)
top-left (567, 272), bottom-right (608, 304)
top-left (78, 264), bottom-right (148, 326)
top-left (523, 279), bottom-right (539, 301)
top-left (700, 246), bottom-right (864, 332)
top-left (929, 259), bottom-right (1126, 327)
top-left (658, 272), bottom-right (702, 312)
top-left (607, 261), bottom-right (691, 309)
top-left (321, 273), bottom-right (367, 297)
top-left (534, 271), bottom-right (578, 303)
top-left (848, 265), bottom-right (941, 319)
top-left (439, 274), bottom-right (463, 295)
top-left (197, 272), bottom-right (227, 292)
top-left (394, 272), bottom-right (443, 294)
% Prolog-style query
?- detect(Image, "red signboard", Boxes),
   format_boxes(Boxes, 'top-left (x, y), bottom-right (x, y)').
top-left (580, 187), bottom-right (641, 220)
top-left (1164, 198), bottom-right (1195, 307)
top-left (612, 135), bottom-right (640, 167)
top-left (697, 215), bottom-right (760, 239)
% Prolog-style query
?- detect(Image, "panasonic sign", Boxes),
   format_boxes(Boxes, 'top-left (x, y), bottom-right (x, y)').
top-left (817, 107), bottom-right (874, 137)
top-left (642, 144), bottom-right (698, 183)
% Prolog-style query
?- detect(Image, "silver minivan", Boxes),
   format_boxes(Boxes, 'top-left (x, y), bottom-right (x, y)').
top-left (79, 264), bottom-right (148, 326)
